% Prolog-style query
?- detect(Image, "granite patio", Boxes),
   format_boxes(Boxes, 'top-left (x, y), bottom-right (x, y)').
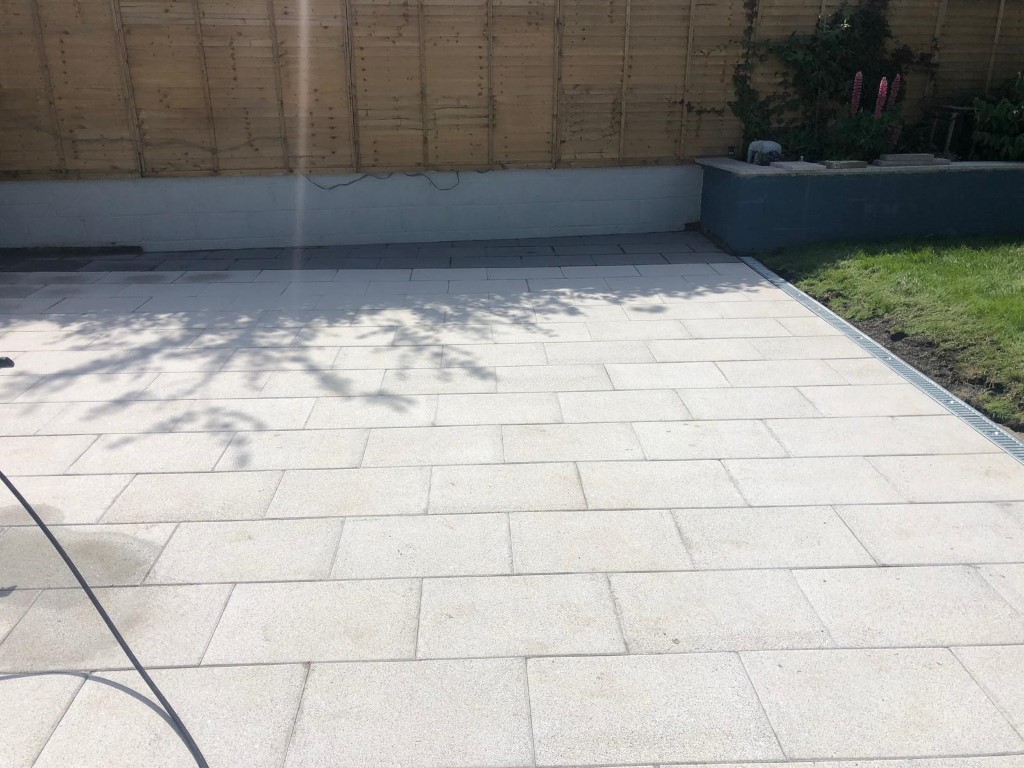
top-left (2, 231), bottom-right (1024, 767)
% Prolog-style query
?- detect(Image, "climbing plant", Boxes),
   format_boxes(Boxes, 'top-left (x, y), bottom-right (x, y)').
top-left (731, 0), bottom-right (929, 161)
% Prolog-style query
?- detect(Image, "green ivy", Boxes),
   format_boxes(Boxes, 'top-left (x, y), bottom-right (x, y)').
top-left (730, 0), bottom-right (929, 161)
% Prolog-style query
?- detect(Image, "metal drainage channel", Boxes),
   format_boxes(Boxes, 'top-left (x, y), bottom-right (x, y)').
top-left (739, 255), bottom-right (1024, 464)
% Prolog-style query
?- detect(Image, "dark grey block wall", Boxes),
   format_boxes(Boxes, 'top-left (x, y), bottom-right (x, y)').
top-left (698, 159), bottom-right (1024, 254)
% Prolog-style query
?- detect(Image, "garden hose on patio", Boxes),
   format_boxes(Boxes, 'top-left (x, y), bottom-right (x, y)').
top-left (0, 464), bottom-right (210, 768)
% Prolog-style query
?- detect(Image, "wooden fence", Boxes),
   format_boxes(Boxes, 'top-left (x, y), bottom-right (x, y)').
top-left (1, 0), bottom-right (1021, 178)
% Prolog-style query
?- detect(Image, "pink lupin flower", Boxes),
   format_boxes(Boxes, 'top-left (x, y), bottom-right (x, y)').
top-left (874, 77), bottom-right (889, 118)
top-left (851, 71), bottom-right (864, 115)
top-left (887, 73), bottom-right (902, 108)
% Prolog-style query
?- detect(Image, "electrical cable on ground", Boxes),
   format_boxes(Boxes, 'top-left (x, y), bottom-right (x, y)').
top-left (0, 468), bottom-right (209, 768)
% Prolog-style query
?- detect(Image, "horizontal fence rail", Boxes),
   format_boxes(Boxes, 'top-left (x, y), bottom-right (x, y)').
top-left (0, 0), bottom-right (1020, 179)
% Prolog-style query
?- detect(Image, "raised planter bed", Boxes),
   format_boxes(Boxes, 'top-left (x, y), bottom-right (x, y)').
top-left (697, 157), bottom-right (1024, 255)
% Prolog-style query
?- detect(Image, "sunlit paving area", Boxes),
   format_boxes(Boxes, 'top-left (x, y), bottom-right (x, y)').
top-left (3, 231), bottom-right (1024, 767)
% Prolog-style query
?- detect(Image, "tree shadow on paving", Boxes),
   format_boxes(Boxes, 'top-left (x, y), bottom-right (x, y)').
top-left (0, 268), bottom-right (777, 464)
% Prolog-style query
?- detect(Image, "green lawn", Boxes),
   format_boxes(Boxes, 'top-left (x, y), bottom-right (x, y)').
top-left (758, 238), bottom-right (1024, 432)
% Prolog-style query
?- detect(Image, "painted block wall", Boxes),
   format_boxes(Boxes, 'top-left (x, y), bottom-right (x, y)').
top-left (0, 166), bottom-right (702, 252)
top-left (699, 159), bottom-right (1024, 255)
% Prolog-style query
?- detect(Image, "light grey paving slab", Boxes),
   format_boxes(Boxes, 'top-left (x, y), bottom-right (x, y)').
top-left (612, 569), bottom-right (831, 652)
top-left (718, 360), bottom-right (847, 387)
top-left (545, 340), bottom-right (655, 364)
top-left (0, 402), bottom-right (67, 435)
top-left (1, 474), bottom-right (132, 526)
top-left (676, 506), bottom-right (873, 569)
top-left (799, 383), bottom-right (947, 416)
top-left (138, 371), bottom-right (269, 400)
top-left (333, 513), bottom-right (510, 578)
top-left (646, 338), bottom-right (761, 361)
top-left (586, 320), bottom-right (689, 340)
top-left (413, 268), bottom-right (486, 281)
top-left (954, 645), bottom-right (1024, 738)
top-left (0, 434), bottom-right (96, 475)
top-left (32, 664), bottom-right (305, 768)
top-left (449, 279), bottom-right (529, 295)
top-left (490, 322), bottom-right (592, 344)
top-left (828, 357), bottom-right (906, 385)
top-left (256, 268), bottom-right (337, 281)
top-left (435, 392), bottom-right (560, 425)
top-left (394, 325), bottom-right (493, 346)
top-left (430, 463), bottom-right (586, 513)
top-left (15, 372), bottom-right (159, 402)
top-left (716, 302), bottom-right (814, 319)
top-left (742, 648), bottom-right (1024, 757)
top-left (440, 342), bottom-right (546, 368)
top-left (39, 397), bottom-right (315, 434)
top-left (362, 425), bottom-right (502, 466)
top-left (777, 315), bottom-right (845, 335)
top-left (794, 566), bottom-right (1024, 647)
top-left (293, 325), bottom-right (397, 347)
top-left (528, 653), bottom-right (782, 765)
top-left (634, 419), bottom-right (786, 460)
top-left (681, 318), bottom-right (790, 339)
top-left (606, 361), bottom-right (730, 389)
top-left (418, 574), bottom-right (624, 658)
top-left (0, 584), bottom-right (231, 672)
top-left (496, 363), bottom-right (612, 392)
top-left (13, 348), bottom-right (234, 375)
top-left (366, 279), bottom-right (449, 296)
top-left (869, 454), bottom-right (1024, 502)
top-left (622, 302), bottom-right (727, 320)
top-left (750, 336), bottom-right (870, 359)
top-left (284, 658), bottom-right (532, 768)
top-left (102, 471), bottom-right (280, 523)
top-left (147, 518), bottom-right (342, 584)
top-left (979, 564), bottom-right (1024, 614)
top-left (186, 327), bottom-right (298, 348)
top-left (0, 672), bottom-right (84, 768)
top-left (0, 330), bottom-right (98, 351)
top-left (502, 422), bottom-right (643, 462)
top-left (837, 503), bottom-right (1024, 565)
top-left (215, 428), bottom-right (367, 471)
top-left (677, 386), bottom-right (820, 419)
top-left (48, 297), bottom-right (149, 314)
top-left (558, 389), bottom-right (690, 423)
top-left (724, 457), bottom-right (904, 505)
top-left (350, 306), bottom-right (446, 326)
top-left (381, 367), bottom-right (498, 395)
top-left (768, 415), bottom-right (999, 457)
top-left (332, 345), bottom-right (443, 369)
top-left (266, 467), bottom-right (431, 518)
top-left (488, 267), bottom-right (563, 279)
top-left (222, 346), bottom-right (343, 371)
top-left (579, 460), bottom-right (746, 509)
top-left (70, 432), bottom-right (233, 474)
top-left (306, 394), bottom-right (437, 429)
top-left (0, 523), bottom-right (174, 589)
top-left (562, 265), bottom-right (640, 278)
top-left (510, 508), bottom-right (692, 573)
top-left (259, 369), bottom-right (384, 397)
top-left (0, 588), bottom-right (38, 644)
top-left (203, 579), bottom-right (419, 664)
top-left (0, 374), bottom-right (42, 403)
top-left (332, 268), bottom-right (411, 282)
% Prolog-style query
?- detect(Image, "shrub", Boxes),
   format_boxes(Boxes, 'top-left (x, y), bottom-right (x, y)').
top-left (972, 74), bottom-right (1024, 161)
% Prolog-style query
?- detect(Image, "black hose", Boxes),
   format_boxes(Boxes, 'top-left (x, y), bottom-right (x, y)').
top-left (0, 469), bottom-right (209, 768)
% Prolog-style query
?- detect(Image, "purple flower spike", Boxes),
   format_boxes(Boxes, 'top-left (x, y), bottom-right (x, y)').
top-left (875, 77), bottom-right (889, 118)
top-left (851, 71), bottom-right (864, 115)
top-left (888, 73), bottom-right (903, 108)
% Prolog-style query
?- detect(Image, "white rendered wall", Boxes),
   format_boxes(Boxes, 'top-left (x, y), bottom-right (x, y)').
top-left (0, 166), bottom-right (702, 251)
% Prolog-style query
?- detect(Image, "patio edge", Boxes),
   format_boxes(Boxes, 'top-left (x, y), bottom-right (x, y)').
top-left (740, 255), bottom-right (1024, 465)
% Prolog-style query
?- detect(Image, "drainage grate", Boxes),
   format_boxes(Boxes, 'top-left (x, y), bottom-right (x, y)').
top-left (740, 255), bottom-right (1024, 464)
